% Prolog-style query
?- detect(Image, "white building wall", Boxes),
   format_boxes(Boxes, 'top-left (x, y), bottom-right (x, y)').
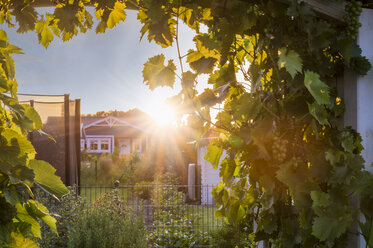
top-left (198, 146), bottom-right (226, 205)
top-left (357, 9), bottom-right (373, 248)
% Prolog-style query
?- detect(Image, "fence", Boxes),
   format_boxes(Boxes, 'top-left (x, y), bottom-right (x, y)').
top-left (39, 184), bottom-right (225, 247)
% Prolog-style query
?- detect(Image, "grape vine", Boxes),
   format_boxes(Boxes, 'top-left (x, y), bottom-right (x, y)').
top-left (1, 0), bottom-right (373, 247)
top-left (344, 0), bottom-right (363, 40)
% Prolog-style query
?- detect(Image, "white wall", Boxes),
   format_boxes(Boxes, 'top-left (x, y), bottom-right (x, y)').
top-left (197, 145), bottom-right (226, 205)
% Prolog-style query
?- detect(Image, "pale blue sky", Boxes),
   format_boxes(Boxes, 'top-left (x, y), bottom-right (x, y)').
top-left (6, 8), bottom-right (203, 117)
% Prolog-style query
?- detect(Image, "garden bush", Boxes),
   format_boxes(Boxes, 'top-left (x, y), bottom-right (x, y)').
top-left (68, 190), bottom-right (147, 248)
top-left (81, 152), bottom-right (155, 186)
top-left (134, 181), bottom-right (154, 200)
top-left (209, 223), bottom-right (252, 248)
top-left (149, 173), bottom-right (210, 247)
top-left (36, 188), bottom-right (147, 248)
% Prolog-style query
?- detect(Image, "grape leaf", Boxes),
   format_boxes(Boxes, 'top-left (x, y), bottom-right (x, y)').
top-left (304, 71), bottom-right (330, 105)
top-left (307, 102), bottom-right (329, 126)
top-left (28, 159), bottom-right (68, 197)
top-left (15, 203), bottom-right (41, 238)
top-left (25, 200), bottom-right (57, 235)
top-left (12, 4), bottom-right (37, 33)
top-left (21, 104), bottom-right (42, 130)
top-left (107, 1), bottom-right (126, 29)
top-left (10, 231), bottom-right (39, 248)
top-left (310, 191), bottom-right (330, 208)
top-left (143, 54), bottom-right (176, 90)
top-left (205, 144), bottom-right (223, 169)
top-left (35, 18), bottom-right (55, 48)
top-left (312, 206), bottom-right (353, 242)
top-left (278, 48), bottom-right (302, 78)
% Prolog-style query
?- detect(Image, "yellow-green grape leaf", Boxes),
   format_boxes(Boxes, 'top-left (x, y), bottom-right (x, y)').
top-left (278, 48), bottom-right (302, 78)
top-left (0, 128), bottom-right (35, 157)
top-left (10, 231), bottom-right (39, 248)
top-left (35, 18), bottom-right (54, 48)
top-left (307, 102), bottom-right (329, 126)
top-left (304, 71), bottom-right (330, 105)
top-left (26, 200), bottom-right (57, 234)
top-left (15, 203), bottom-right (41, 238)
top-left (107, 1), bottom-right (126, 29)
top-left (21, 104), bottom-right (42, 130)
top-left (28, 159), bottom-right (69, 197)
top-left (205, 144), bottom-right (223, 169)
top-left (143, 54), bottom-right (176, 90)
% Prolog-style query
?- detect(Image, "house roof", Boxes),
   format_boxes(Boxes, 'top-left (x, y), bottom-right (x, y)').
top-left (81, 110), bottom-right (154, 137)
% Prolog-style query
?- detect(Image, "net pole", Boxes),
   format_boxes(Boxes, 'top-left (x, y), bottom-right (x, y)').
top-left (64, 94), bottom-right (70, 186)
top-left (75, 99), bottom-right (81, 193)
top-left (29, 100), bottom-right (34, 144)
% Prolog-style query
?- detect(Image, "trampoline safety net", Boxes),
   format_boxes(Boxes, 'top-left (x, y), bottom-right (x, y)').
top-left (18, 94), bottom-right (81, 186)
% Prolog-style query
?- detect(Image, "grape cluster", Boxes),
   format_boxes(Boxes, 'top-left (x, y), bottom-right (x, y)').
top-left (344, 0), bottom-right (363, 40)
top-left (272, 136), bottom-right (288, 163)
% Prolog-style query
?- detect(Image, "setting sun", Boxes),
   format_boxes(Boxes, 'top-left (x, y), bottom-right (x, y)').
top-left (147, 101), bottom-right (176, 125)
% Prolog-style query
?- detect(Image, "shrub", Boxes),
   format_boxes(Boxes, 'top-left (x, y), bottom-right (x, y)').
top-left (36, 187), bottom-right (86, 248)
top-left (209, 224), bottom-right (251, 248)
top-left (134, 181), bottom-right (153, 200)
top-left (81, 153), bottom-right (155, 186)
top-left (68, 190), bottom-right (147, 248)
top-left (149, 174), bottom-right (210, 247)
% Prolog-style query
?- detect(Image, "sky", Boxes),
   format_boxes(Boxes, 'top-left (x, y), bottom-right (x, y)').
top-left (6, 8), bottom-right (206, 119)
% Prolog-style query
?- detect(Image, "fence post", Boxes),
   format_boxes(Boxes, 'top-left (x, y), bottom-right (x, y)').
top-left (95, 159), bottom-right (98, 185)
top-left (188, 163), bottom-right (195, 200)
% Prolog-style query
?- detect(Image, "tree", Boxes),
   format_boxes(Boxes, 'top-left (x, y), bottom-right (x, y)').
top-left (1, 0), bottom-right (373, 247)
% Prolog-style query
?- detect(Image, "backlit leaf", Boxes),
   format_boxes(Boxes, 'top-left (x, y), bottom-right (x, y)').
top-left (28, 159), bottom-right (68, 197)
top-left (35, 17), bottom-right (54, 48)
top-left (143, 54), bottom-right (176, 90)
top-left (278, 48), bottom-right (302, 78)
top-left (304, 71), bottom-right (330, 105)
top-left (107, 1), bottom-right (126, 29)
top-left (308, 102), bottom-right (329, 126)
top-left (205, 144), bottom-right (223, 169)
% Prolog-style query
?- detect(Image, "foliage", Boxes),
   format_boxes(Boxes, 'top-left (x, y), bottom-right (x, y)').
top-left (67, 190), bottom-right (147, 248)
top-left (149, 173), bottom-right (210, 247)
top-left (3, 0), bottom-right (373, 247)
top-left (0, 16), bottom-right (68, 246)
top-left (81, 152), bottom-right (154, 185)
top-left (209, 221), bottom-right (252, 248)
top-left (134, 181), bottom-right (153, 200)
top-left (36, 187), bottom-right (86, 248)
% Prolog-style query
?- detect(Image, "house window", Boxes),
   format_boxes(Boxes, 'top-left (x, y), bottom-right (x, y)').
top-left (133, 138), bottom-right (142, 153)
top-left (90, 140), bottom-right (98, 150)
top-left (101, 140), bottom-right (109, 151)
top-left (81, 139), bottom-right (85, 150)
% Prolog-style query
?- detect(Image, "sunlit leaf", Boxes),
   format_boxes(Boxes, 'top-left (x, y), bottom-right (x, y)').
top-left (205, 144), bottom-right (223, 169)
top-left (143, 54), bottom-right (176, 90)
top-left (278, 48), bottom-right (302, 78)
top-left (304, 71), bottom-right (330, 105)
top-left (28, 159), bottom-right (69, 197)
top-left (35, 17), bottom-right (54, 48)
top-left (107, 1), bottom-right (126, 29)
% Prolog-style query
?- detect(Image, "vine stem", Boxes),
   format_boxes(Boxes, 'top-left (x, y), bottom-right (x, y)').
top-left (175, 3), bottom-right (184, 75)
top-left (173, 1), bottom-right (238, 136)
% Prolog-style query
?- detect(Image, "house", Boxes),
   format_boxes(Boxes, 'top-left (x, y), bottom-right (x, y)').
top-left (81, 110), bottom-right (153, 156)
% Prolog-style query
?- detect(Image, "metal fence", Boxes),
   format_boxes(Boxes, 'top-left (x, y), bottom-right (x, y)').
top-left (40, 184), bottom-right (224, 247)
